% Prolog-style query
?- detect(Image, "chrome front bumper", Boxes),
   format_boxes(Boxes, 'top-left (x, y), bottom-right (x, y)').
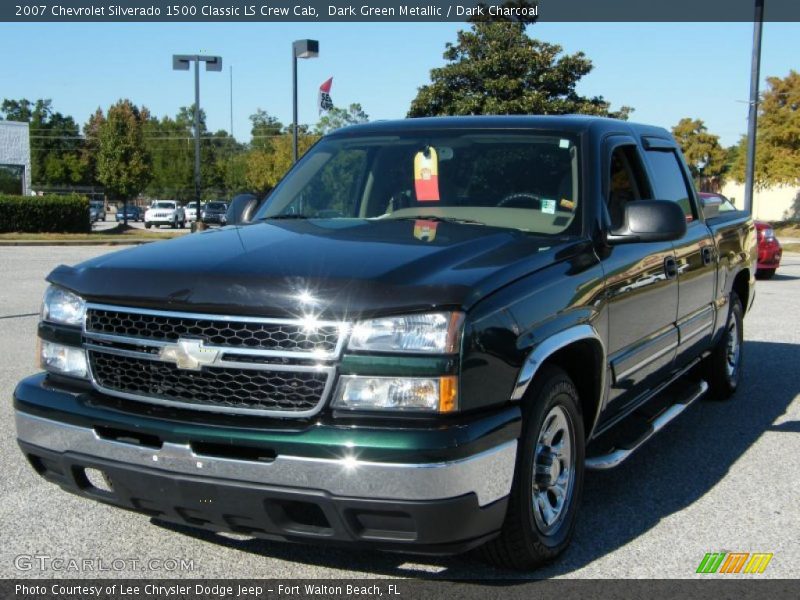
top-left (15, 411), bottom-right (516, 507)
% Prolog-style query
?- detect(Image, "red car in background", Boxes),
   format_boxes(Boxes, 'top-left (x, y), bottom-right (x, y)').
top-left (699, 192), bottom-right (782, 279)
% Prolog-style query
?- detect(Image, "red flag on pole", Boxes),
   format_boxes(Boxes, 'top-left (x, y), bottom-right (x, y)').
top-left (318, 77), bottom-right (333, 115)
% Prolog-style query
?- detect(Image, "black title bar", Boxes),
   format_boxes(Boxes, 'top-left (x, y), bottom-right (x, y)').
top-left (4, 0), bottom-right (800, 22)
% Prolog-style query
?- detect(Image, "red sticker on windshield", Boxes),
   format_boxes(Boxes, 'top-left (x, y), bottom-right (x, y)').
top-left (413, 220), bottom-right (438, 242)
top-left (414, 147), bottom-right (440, 202)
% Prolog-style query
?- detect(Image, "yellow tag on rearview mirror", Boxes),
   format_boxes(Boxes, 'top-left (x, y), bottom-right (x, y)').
top-left (414, 147), bottom-right (440, 202)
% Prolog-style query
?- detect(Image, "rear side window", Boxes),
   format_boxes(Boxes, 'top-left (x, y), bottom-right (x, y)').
top-left (645, 149), bottom-right (695, 221)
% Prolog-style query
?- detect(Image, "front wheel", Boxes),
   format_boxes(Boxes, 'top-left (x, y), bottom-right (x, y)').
top-left (482, 365), bottom-right (585, 570)
top-left (145, 222), bottom-right (152, 229)
top-left (703, 292), bottom-right (744, 400)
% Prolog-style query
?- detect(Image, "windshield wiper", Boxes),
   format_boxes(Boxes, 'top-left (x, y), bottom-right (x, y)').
top-left (388, 215), bottom-right (485, 225)
top-left (259, 214), bottom-right (310, 220)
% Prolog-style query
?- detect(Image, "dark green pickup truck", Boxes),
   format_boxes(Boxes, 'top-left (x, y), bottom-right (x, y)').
top-left (15, 116), bottom-right (756, 569)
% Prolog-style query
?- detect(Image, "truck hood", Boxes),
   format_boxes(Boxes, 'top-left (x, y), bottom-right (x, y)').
top-left (48, 219), bottom-right (580, 319)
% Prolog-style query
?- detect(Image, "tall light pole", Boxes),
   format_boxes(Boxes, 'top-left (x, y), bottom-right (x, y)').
top-left (744, 0), bottom-right (764, 215)
top-left (172, 54), bottom-right (222, 230)
top-left (292, 40), bottom-right (319, 163)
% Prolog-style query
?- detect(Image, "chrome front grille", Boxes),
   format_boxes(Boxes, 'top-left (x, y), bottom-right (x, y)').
top-left (86, 306), bottom-right (343, 358)
top-left (83, 304), bottom-right (346, 417)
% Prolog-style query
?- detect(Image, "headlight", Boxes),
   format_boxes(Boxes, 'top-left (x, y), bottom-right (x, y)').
top-left (333, 375), bottom-right (457, 413)
top-left (41, 285), bottom-right (86, 327)
top-left (39, 340), bottom-right (88, 379)
top-left (348, 312), bottom-right (463, 354)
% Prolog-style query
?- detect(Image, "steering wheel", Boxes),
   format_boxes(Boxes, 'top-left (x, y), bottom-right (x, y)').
top-left (497, 192), bottom-right (542, 209)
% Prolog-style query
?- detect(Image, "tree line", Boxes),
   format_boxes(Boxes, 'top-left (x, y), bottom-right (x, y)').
top-left (1, 16), bottom-right (797, 202)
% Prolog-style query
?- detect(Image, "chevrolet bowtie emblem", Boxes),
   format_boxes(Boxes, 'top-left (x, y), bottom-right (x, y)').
top-left (159, 339), bottom-right (220, 371)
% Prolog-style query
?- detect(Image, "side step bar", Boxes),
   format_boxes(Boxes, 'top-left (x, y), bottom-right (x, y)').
top-left (585, 380), bottom-right (708, 470)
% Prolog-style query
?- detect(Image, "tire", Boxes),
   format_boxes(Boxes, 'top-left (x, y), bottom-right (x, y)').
top-left (145, 222), bottom-right (152, 229)
top-left (482, 365), bottom-right (585, 570)
top-left (180, 220), bottom-right (186, 229)
top-left (756, 269), bottom-right (776, 280)
top-left (703, 292), bottom-right (744, 400)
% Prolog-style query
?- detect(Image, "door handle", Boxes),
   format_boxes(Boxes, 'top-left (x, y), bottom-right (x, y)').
top-left (664, 256), bottom-right (678, 280)
top-left (701, 247), bottom-right (714, 265)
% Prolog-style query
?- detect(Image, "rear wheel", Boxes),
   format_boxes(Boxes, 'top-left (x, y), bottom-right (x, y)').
top-left (704, 292), bottom-right (744, 400)
top-left (482, 365), bottom-right (585, 570)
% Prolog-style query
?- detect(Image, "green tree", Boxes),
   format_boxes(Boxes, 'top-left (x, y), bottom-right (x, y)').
top-left (671, 118), bottom-right (727, 189)
top-left (314, 103), bottom-right (369, 135)
top-left (732, 70), bottom-right (800, 188)
top-left (94, 100), bottom-right (151, 221)
top-left (1, 98), bottom-right (89, 186)
top-left (244, 134), bottom-right (318, 195)
top-left (408, 20), bottom-right (631, 119)
top-left (250, 109), bottom-right (284, 151)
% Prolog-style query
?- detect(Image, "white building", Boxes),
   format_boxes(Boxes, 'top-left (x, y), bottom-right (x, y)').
top-left (720, 180), bottom-right (799, 222)
top-left (0, 121), bottom-right (32, 195)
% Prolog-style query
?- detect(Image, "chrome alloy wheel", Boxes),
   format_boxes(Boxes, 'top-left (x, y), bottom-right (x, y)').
top-left (532, 405), bottom-right (576, 535)
top-left (725, 315), bottom-right (741, 379)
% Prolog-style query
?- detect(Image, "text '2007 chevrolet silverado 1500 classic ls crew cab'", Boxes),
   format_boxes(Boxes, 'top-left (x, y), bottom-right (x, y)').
top-left (15, 116), bottom-right (756, 569)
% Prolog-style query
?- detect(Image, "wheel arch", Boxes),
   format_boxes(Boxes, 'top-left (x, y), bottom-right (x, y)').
top-left (512, 325), bottom-right (606, 439)
top-left (732, 268), bottom-right (751, 311)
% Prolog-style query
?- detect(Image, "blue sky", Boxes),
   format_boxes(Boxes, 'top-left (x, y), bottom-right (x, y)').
top-left (1, 21), bottom-right (798, 146)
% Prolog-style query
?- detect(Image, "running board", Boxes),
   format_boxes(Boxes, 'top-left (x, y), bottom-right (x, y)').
top-left (585, 380), bottom-right (708, 470)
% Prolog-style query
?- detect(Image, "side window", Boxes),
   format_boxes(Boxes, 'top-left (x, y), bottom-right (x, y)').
top-left (607, 145), bottom-right (650, 230)
top-left (645, 149), bottom-right (695, 221)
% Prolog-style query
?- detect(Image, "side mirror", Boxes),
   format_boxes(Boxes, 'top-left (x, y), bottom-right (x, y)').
top-left (607, 200), bottom-right (687, 245)
top-left (225, 194), bottom-right (259, 226)
top-left (699, 194), bottom-right (721, 219)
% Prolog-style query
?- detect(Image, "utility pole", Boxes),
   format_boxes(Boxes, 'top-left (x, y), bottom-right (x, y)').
top-left (744, 0), bottom-right (764, 214)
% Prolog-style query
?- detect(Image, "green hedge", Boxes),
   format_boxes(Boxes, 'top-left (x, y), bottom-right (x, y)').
top-left (0, 194), bottom-right (90, 233)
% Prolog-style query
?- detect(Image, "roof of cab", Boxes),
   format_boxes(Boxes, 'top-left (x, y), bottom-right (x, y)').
top-left (327, 115), bottom-right (671, 140)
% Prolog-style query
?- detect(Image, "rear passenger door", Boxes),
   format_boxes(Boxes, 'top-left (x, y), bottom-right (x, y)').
top-left (642, 138), bottom-right (717, 369)
top-left (599, 137), bottom-right (679, 425)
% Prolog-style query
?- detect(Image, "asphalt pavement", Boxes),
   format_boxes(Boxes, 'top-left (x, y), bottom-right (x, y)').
top-left (0, 245), bottom-right (798, 579)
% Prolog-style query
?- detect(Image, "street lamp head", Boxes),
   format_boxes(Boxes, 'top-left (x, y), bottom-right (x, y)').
top-left (172, 54), bottom-right (223, 71)
top-left (204, 56), bottom-right (223, 72)
top-left (172, 55), bottom-right (192, 70)
top-left (293, 39), bottom-right (319, 59)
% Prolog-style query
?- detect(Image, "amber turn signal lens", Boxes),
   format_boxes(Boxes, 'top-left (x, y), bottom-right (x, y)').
top-left (439, 376), bottom-right (458, 413)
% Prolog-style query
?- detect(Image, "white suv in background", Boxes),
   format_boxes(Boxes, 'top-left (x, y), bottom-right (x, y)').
top-left (144, 201), bottom-right (186, 229)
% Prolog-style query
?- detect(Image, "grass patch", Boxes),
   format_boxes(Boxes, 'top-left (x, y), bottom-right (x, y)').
top-left (0, 224), bottom-right (186, 242)
top-left (783, 243), bottom-right (800, 253)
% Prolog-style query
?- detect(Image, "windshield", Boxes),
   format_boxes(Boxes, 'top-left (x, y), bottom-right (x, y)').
top-left (207, 202), bottom-right (227, 210)
top-left (90, 202), bottom-right (103, 208)
top-left (152, 202), bottom-right (175, 209)
top-left (255, 131), bottom-right (580, 235)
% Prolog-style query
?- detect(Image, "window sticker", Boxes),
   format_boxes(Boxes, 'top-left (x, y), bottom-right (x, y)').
top-left (413, 219), bottom-right (438, 242)
top-left (414, 147), bottom-right (440, 202)
top-left (560, 198), bottom-right (575, 211)
top-left (541, 199), bottom-right (557, 214)
top-left (559, 139), bottom-right (570, 149)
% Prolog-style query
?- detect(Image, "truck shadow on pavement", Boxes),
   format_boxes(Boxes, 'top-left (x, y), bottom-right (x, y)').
top-left (153, 340), bottom-right (799, 579)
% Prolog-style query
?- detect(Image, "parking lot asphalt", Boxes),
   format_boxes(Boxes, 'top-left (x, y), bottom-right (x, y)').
top-left (1, 245), bottom-right (798, 579)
